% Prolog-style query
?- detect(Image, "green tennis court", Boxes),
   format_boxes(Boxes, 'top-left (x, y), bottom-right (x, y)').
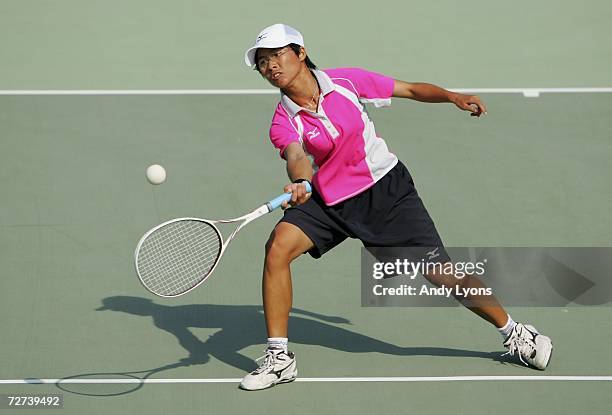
top-left (1, 1), bottom-right (611, 414)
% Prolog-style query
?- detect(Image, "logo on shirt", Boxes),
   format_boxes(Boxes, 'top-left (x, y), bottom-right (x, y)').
top-left (306, 128), bottom-right (320, 140)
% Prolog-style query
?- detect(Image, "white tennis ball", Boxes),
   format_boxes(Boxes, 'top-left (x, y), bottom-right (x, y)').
top-left (146, 164), bottom-right (166, 185)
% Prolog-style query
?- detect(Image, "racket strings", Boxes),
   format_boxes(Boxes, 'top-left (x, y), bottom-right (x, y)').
top-left (136, 220), bottom-right (222, 296)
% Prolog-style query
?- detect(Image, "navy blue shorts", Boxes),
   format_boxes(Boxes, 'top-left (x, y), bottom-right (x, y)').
top-left (280, 161), bottom-right (449, 260)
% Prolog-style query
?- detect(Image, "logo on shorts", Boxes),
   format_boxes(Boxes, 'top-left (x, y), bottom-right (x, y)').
top-left (306, 128), bottom-right (320, 140)
top-left (426, 247), bottom-right (440, 260)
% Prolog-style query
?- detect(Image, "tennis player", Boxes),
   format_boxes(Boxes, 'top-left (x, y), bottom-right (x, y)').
top-left (240, 23), bottom-right (553, 391)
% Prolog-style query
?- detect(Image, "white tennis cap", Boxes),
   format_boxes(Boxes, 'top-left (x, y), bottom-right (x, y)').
top-left (244, 23), bottom-right (304, 68)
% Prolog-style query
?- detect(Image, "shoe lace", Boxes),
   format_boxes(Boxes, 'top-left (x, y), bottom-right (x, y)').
top-left (253, 349), bottom-right (278, 374)
top-left (502, 330), bottom-right (536, 366)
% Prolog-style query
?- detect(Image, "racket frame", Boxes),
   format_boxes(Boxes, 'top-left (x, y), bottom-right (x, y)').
top-left (134, 204), bottom-right (270, 298)
top-left (134, 182), bottom-right (311, 297)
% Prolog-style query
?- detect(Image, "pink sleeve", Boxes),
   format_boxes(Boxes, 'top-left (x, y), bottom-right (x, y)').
top-left (324, 67), bottom-right (395, 100)
top-left (269, 105), bottom-right (300, 159)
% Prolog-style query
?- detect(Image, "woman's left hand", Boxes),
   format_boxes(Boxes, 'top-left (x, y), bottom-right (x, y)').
top-left (451, 93), bottom-right (487, 117)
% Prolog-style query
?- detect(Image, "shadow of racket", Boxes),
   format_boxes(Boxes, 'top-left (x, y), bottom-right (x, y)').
top-left (56, 361), bottom-right (186, 397)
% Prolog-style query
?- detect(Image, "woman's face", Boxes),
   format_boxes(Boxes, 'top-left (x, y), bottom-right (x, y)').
top-left (256, 46), bottom-right (305, 89)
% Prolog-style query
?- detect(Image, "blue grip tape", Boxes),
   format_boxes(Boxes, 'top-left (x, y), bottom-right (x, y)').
top-left (266, 181), bottom-right (312, 212)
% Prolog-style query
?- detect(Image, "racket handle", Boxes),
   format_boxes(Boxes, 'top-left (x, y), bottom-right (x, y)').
top-left (266, 181), bottom-right (312, 212)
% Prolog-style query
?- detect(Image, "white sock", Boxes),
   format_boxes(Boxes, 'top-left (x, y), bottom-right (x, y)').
top-left (497, 315), bottom-right (517, 339)
top-left (267, 337), bottom-right (288, 352)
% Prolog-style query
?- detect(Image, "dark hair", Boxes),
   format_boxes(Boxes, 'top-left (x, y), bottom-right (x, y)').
top-left (288, 44), bottom-right (317, 69)
top-left (254, 43), bottom-right (317, 71)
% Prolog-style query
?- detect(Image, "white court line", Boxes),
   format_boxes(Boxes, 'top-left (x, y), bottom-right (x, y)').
top-left (0, 87), bottom-right (611, 96)
top-left (2, 376), bottom-right (612, 384)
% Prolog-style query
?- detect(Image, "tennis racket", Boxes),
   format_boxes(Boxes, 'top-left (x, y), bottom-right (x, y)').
top-left (134, 182), bottom-right (312, 297)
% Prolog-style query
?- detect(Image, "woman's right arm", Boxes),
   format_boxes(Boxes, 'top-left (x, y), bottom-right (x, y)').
top-left (284, 142), bottom-right (313, 182)
top-left (281, 142), bottom-right (313, 208)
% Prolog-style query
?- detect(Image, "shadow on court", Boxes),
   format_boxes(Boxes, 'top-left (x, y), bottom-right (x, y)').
top-left (56, 295), bottom-right (507, 396)
top-left (95, 295), bottom-right (504, 371)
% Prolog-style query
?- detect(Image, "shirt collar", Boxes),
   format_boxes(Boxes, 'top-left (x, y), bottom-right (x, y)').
top-left (280, 69), bottom-right (335, 118)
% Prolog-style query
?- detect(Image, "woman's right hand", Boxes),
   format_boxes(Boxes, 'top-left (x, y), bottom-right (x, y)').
top-left (281, 182), bottom-right (311, 209)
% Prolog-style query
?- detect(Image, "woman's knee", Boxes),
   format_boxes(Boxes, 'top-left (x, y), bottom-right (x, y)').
top-left (265, 222), bottom-right (311, 266)
top-left (423, 263), bottom-right (473, 289)
top-left (423, 263), bottom-right (457, 287)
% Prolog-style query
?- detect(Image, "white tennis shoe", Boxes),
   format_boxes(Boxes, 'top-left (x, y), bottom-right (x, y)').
top-left (502, 323), bottom-right (553, 370)
top-left (239, 346), bottom-right (297, 391)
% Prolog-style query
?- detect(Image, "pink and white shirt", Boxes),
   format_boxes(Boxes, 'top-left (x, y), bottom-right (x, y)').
top-left (269, 67), bottom-right (398, 206)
